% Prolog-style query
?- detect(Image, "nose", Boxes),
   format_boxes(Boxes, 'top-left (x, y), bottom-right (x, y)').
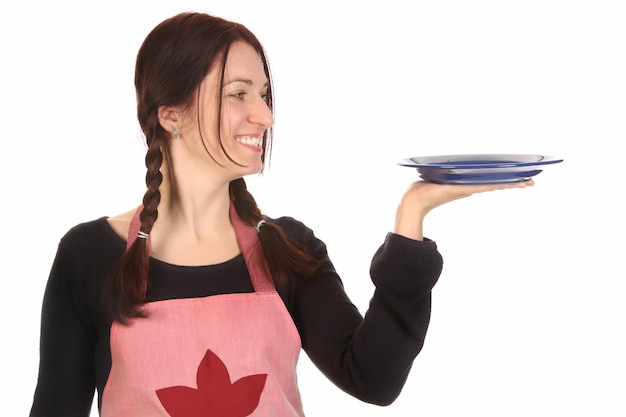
top-left (248, 94), bottom-right (274, 128)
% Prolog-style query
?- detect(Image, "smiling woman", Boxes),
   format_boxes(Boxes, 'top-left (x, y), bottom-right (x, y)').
top-left (28, 11), bottom-right (534, 417)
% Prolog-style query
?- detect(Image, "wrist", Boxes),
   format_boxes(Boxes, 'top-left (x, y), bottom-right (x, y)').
top-left (393, 198), bottom-right (427, 241)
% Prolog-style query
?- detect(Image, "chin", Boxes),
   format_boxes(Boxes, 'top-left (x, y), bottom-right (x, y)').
top-left (239, 163), bottom-right (264, 177)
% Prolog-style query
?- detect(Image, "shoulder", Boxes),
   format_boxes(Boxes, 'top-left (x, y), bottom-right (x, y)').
top-left (57, 216), bottom-right (125, 264)
top-left (47, 217), bottom-right (124, 299)
top-left (266, 215), bottom-right (316, 241)
top-left (266, 215), bottom-right (310, 236)
top-left (62, 217), bottom-right (112, 243)
top-left (266, 215), bottom-right (329, 256)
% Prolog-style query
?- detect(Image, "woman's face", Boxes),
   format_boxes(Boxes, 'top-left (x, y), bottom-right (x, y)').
top-left (185, 40), bottom-right (273, 178)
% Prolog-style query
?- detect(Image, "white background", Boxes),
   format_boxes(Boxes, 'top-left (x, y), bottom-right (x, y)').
top-left (2, 0), bottom-right (625, 416)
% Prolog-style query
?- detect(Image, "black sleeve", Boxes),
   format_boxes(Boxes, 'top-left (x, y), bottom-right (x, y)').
top-left (30, 232), bottom-right (97, 417)
top-left (285, 221), bottom-right (443, 406)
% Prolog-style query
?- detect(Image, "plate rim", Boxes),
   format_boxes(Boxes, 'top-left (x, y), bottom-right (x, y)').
top-left (398, 153), bottom-right (563, 169)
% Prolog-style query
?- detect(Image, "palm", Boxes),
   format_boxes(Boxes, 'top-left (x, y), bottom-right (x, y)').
top-left (394, 179), bottom-right (534, 240)
top-left (404, 179), bottom-right (534, 213)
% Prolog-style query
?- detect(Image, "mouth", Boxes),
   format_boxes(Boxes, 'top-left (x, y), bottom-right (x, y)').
top-left (235, 135), bottom-right (264, 148)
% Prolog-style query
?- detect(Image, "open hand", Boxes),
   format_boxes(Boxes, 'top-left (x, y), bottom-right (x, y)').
top-left (394, 179), bottom-right (534, 240)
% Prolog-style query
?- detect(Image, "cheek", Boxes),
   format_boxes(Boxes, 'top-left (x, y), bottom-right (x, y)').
top-left (219, 106), bottom-right (244, 136)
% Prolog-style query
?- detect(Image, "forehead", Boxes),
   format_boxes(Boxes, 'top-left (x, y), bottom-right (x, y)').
top-left (223, 41), bottom-right (267, 82)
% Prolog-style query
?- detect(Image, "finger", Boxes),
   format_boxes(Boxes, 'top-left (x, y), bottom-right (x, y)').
top-left (471, 179), bottom-right (535, 193)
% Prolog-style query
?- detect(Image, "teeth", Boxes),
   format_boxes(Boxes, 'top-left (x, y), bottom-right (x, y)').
top-left (236, 136), bottom-right (263, 147)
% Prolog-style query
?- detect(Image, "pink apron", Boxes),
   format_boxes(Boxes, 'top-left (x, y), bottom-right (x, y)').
top-left (101, 204), bottom-right (305, 417)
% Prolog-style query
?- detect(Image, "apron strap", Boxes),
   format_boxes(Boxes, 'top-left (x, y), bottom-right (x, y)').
top-left (127, 205), bottom-right (147, 251)
top-left (126, 205), bottom-right (149, 297)
top-left (229, 203), bottom-right (275, 293)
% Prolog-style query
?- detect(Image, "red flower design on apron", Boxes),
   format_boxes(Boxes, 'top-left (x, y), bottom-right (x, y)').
top-left (156, 348), bottom-right (267, 416)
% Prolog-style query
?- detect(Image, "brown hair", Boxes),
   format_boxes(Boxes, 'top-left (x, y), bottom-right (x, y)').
top-left (108, 12), bottom-right (319, 324)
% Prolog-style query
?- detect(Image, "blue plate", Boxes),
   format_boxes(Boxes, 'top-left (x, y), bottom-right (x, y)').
top-left (398, 154), bottom-right (563, 185)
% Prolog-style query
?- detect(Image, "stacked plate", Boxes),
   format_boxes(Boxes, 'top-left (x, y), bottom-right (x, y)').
top-left (398, 154), bottom-right (563, 185)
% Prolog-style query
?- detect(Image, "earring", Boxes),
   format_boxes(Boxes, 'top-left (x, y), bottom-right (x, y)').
top-left (172, 126), bottom-right (179, 139)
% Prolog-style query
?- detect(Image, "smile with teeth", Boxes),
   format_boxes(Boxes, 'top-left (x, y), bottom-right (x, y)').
top-left (236, 136), bottom-right (263, 147)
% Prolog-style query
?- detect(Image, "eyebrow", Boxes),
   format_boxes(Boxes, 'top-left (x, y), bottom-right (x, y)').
top-left (223, 78), bottom-right (269, 88)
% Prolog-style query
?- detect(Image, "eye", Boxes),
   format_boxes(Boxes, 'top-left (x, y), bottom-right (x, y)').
top-left (229, 91), bottom-right (245, 99)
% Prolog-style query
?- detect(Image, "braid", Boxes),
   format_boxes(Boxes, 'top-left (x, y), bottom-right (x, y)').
top-left (229, 178), bottom-right (319, 286)
top-left (107, 117), bottom-right (165, 324)
top-left (140, 117), bottom-right (164, 235)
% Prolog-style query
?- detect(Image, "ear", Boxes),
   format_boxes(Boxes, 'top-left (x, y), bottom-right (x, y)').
top-left (157, 105), bottom-right (181, 135)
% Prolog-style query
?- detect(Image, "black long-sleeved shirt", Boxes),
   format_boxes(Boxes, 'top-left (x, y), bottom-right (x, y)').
top-left (30, 215), bottom-right (443, 416)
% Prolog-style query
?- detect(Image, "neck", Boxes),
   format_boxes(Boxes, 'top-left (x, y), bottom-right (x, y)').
top-left (155, 160), bottom-right (235, 242)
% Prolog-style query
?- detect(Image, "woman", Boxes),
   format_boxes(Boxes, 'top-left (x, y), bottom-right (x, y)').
top-left (29, 12), bottom-right (532, 417)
